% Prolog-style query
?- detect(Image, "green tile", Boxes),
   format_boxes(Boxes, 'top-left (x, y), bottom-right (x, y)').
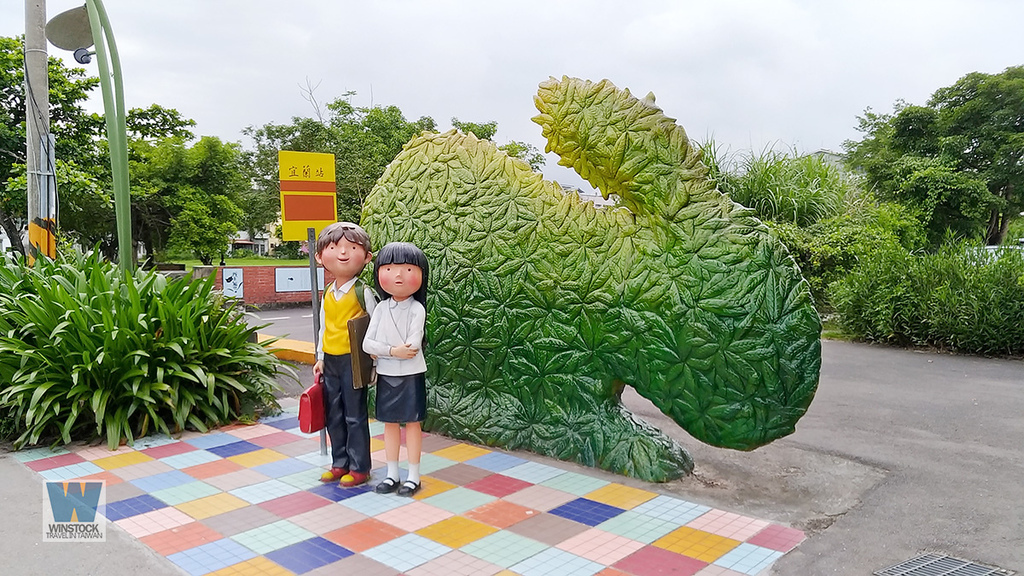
top-left (278, 470), bottom-right (323, 490)
top-left (540, 472), bottom-right (609, 496)
top-left (151, 481), bottom-right (220, 506)
top-left (233, 520), bottom-right (315, 554)
top-left (422, 486), bottom-right (496, 514)
top-left (462, 531), bottom-right (548, 568)
top-left (596, 510), bottom-right (678, 543)
top-left (400, 453), bottom-right (457, 475)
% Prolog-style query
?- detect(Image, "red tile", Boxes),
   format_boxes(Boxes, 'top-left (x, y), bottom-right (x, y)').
top-left (746, 524), bottom-right (805, 552)
top-left (26, 452), bottom-right (86, 471)
top-left (248, 431), bottom-right (305, 449)
top-left (181, 459), bottom-right (244, 480)
top-left (613, 546), bottom-right (707, 576)
top-left (464, 474), bottom-right (534, 498)
top-left (141, 521), bottom-right (223, 556)
top-left (323, 518), bottom-right (407, 552)
top-left (258, 491), bottom-right (332, 518)
top-left (140, 442), bottom-right (198, 459)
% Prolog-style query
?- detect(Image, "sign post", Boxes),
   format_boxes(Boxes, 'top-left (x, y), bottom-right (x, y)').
top-left (279, 151), bottom-right (337, 456)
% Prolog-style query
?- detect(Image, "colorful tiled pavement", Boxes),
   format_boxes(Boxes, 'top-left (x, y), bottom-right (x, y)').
top-left (15, 399), bottom-right (804, 576)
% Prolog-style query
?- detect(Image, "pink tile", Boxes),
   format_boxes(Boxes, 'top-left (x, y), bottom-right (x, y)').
top-left (114, 507), bottom-right (193, 538)
top-left (406, 550), bottom-right (503, 576)
top-left (614, 546), bottom-right (707, 576)
top-left (140, 442), bottom-right (198, 459)
top-left (557, 528), bottom-right (645, 564)
top-left (746, 523), bottom-right (805, 552)
top-left (26, 452), bottom-right (86, 471)
top-left (693, 566), bottom-right (746, 576)
top-left (249, 431), bottom-right (306, 449)
top-left (258, 491), bottom-right (332, 517)
top-left (686, 510), bottom-right (769, 541)
top-left (375, 501), bottom-right (453, 532)
top-left (289, 505), bottom-right (368, 534)
top-left (224, 423), bottom-right (281, 440)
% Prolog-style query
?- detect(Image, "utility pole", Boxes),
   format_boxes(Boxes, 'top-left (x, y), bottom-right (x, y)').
top-left (25, 0), bottom-right (54, 262)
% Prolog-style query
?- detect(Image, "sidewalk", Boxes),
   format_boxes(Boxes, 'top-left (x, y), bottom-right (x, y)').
top-left (2, 338), bottom-right (805, 576)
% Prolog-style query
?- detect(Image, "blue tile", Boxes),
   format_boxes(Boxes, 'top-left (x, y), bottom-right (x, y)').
top-left (104, 494), bottom-right (167, 521)
top-left (463, 451), bottom-right (528, 472)
top-left (183, 432), bottom-right (240, 450)
top-left (307, 482), bottom-right (372, 502)
top-left (548, 498), bottom-right (625, 526)
top-left (252, 458), bottom-right (316, 478)
top-left (206, 440), bottom-right (262, 458)
top-left (167, 538), bottom-right (256, 576)
top-left (129, 470), bottom-right (195, 493)
top-left (265, 536), bottom-right (353, 574)
top-left (265, 416), bottom-right (300, 431)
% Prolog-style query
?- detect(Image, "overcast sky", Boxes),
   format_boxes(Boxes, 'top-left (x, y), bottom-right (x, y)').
top-left (4, 0), bottom-right (1022, 191)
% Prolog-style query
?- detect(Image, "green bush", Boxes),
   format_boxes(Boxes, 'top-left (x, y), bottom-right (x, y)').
top-left (772, 200), bottom-right (926, 309)
top-left (830, 240), bottom-right (1024, 355)
top-left (0, 250), bottom-right (288, 449)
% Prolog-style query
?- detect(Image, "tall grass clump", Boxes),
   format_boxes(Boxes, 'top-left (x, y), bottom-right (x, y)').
top-left (702, 142), bottom-right (858, 227)
top-left (0, 250), bottom-right (288, 449)
top-left (830, 241), bottom-right (1024, 355)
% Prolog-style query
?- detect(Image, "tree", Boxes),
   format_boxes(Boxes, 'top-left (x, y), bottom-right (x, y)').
top-left (131, 136), bottom-right (247, 263)
top-left (452, 117), bottom-right (545, 172)
top-left (846, 66), bottom-right (1024, 245)
top-left (451, 117), bottom-right (497, 140)
top-left (0, 36), bottom-right (102, 256)
top-left (242, 93), bottom-right (436, 230)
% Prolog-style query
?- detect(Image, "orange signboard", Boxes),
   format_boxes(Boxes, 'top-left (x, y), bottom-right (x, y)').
top-left (279, 151), bottom-right (337, 241)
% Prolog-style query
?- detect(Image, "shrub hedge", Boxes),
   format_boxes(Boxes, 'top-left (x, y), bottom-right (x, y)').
top-left (0, 250), bottom-right (287, 449)
top-left (830, 241), bottom-right (1024, 355)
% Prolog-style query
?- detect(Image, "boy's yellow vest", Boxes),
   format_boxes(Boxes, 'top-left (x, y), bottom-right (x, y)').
top-left (322, 284), bottom-right (365, 355)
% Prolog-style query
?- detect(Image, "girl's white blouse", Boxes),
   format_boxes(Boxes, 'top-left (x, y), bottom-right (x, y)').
top-left (362, 297), bottom-right (427, 376)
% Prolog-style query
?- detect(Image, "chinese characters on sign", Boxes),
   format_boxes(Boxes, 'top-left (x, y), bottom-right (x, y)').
top-left (279, 151), bottom-right (338, 241)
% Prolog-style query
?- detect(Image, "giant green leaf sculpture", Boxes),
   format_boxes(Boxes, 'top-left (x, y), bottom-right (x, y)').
top-left (362, 77), bottom-right (821, 481)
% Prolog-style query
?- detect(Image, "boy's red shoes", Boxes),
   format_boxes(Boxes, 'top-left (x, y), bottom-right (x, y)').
top-left (320, 467), bottom-right (348, 482)
top-left (339, 470), bottom-right (369, 487)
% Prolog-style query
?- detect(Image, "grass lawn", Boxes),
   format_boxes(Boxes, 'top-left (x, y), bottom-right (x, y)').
top-left (174, 257), bottom-right (311, 272)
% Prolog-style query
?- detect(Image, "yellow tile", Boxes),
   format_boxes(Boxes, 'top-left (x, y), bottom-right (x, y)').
top-left (653, 526), bottom-right (740, 562)
top-left (584, 483), bottom-right (658, 509)
top-left (207, 557), bottom-right (294, 576)
top-left (416, 516), bottom-right (497, 548)
top-left (431, 443), bottom-right (492, 462)
top-left (412, 476), bottom-right (457, 500)
top-left (228, 448), bottom-right (287, 468)
top-left (92, 451), bottom-right (154, 470)
top-left (177, 493), bottom-right (249, 520)
top-left (369, 437), bottom-right (385, 452)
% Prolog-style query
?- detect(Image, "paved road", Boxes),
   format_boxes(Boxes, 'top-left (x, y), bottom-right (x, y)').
top-left (633, 340), bottom-right (1024, 575)
top-left (249, 307), bottom-right (316, 343)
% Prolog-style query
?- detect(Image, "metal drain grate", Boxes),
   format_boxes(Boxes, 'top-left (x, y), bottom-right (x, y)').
top-left (875, 553), bottom-right (1015, 576)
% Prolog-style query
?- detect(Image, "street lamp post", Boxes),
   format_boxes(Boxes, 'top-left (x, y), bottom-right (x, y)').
top-left (47, 1), bottom-right (132, 272)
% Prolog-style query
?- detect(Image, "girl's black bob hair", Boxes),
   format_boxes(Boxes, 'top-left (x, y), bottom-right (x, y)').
top-left (373, 242), bottom-right (429, 308)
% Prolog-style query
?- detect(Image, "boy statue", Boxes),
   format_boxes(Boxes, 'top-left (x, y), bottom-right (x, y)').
top-left (312, 222), bottom-right (377, 487)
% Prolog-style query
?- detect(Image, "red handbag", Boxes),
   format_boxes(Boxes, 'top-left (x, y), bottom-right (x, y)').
top-left (298, 376), bottom-right (325, 433)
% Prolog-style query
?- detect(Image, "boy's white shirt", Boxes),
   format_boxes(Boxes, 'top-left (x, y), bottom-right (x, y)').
top-left (315, 277), bottom-right (378, 361)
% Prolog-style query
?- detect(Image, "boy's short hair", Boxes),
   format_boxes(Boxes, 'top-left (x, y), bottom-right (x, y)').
top-left (315, 222), bottom-right (372, 256)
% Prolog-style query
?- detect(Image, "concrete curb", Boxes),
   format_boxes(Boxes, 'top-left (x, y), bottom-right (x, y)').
top-left (258, 333), bottom-right (315, 365)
